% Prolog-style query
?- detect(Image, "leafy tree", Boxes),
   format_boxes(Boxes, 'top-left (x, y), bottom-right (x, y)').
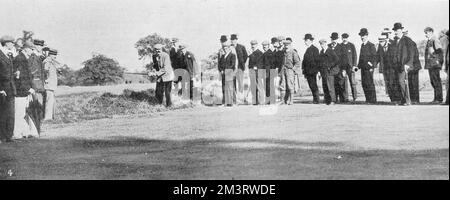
top-left (135, 33), bottom-right (172, 70)
top-left (57, 64), bottom-right (78, 86)
top-left (78, 53), bottom-right (125, 85)
top-left (201, 53), bottom-right (218, 72)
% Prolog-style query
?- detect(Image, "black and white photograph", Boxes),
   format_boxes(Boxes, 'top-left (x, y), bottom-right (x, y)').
top-left (0, 0), bottom-right (449, 183)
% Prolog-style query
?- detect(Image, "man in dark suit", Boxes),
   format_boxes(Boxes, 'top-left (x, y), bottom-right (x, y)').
top-left (263, 38), bottom-right (277, 104)
top-left (377, 34), bottom-right (401, 103)
top-left (340, 33), bottom-right (358, 101)
top-left (444, 30), bottom-right (449, 106)
top-left (318, 39), bottom-right (340, 105)
top-left (218, 41), bottom-right (237, 106)
top-left (408, 39), bottom-right (422, 104)
top-left (248, 40), bottom-right (264, 105)
top-left (424, 27), bottom-right (444, 104)
top-left (230, 34), bottom-right (248, 104)
top-left (357, 28), bottom-right (378, 104)
top-left (329, 32), bottom-right (347, 103)
top-left (392, 23), bottom-right (413, 106)
top-left (302, 34), bottom-right (320, 104)
top-left (0, 35), bottom-right (17, 143)
top-left (169, 38), bottom-right (180, 70)
top-left (177, 44), bottom-right (199, 100)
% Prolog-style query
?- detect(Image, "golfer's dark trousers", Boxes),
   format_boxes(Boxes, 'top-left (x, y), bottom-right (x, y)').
top-left (0, 96), bottom-right (14, 141)
top-left (335, 69), bottom-right (349, 102)
top-left (321, 71), bottom-right (331, 104)
top-left (156, 81), bottom-right (172, 107)
top-left (221, 73), bottom-right (225, 104)
top-left (305, 73), bottom-right (320, 103)
top-left (398, 71), bottom-right (411, 105)
top-left (408, 70), bottom-right (420, 103)
top-left (429, 69), bottom-right (443, 102)
top-left (346, 69), bottom-right (358, 100)
top-left (361, 69), bottom-right (377, 103)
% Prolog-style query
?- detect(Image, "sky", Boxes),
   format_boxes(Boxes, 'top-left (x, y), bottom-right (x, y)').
top-left (1, 0), bottom-right (449, 72)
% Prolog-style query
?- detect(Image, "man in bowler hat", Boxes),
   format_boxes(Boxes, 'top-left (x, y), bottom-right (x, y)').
top-left (302, 34), bottom-right (321, 103)
top-left (357, 28), bottom-right (378, 104)
top-left (230, 34), bottom-right (248, 104)
top-left (329, 32), bottom-right (348, 103)
top-left (392, 22), bottom-right (413, 106)
top-left (318, 39), bottom-right (340, 105)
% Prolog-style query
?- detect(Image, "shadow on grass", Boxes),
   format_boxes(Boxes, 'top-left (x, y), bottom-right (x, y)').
top-left (0, 137), bottom-right (448, 180)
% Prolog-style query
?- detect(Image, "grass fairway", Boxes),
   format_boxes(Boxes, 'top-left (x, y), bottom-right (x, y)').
top-left (0, 138), bottom-right (447, 179)
top-left (0, 91), bottom-right (448, 179)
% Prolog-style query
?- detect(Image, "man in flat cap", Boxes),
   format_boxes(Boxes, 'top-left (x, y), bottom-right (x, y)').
top-left (43, 48), bottom-right (60, 120)
top-left (357, 28), bottom-right (378, 104)
top-left (151, 43), bottom-right (174, 107)
top-left (177, 43), bottom-right (199, 101)
top-left (302, 34), bottom-right (320, 104)
top-left (248, 40), bottom-right (264, 105)
top-left (26, 37), bottom-right (48, 135)
top-left (392, 22), bottom-right (413, 106)
top-left (230, 34), bottom-right (248, 104)
top-left (340, 33), bottom-right (358, 102)
top-left (318, 39), bottom-right (340, 105)
top-left (376, 34), bottom-right (401, 103)
top-left (0, 35), bottom-right (17, 142)
top-left (272, 37), bottom-right (284, 102)
top-left (329, 32), bottom-right (348, 103)
top-left (424, 26), bottom-right (444, 104)
top-left (279, 39), bottom-right (301, 105)
top-left (263, 38), bottom-right (277, 104)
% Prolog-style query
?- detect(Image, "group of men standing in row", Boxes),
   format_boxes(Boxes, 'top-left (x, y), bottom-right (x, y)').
top-left (216, 22), bottom-right (449, 106)
top-left (0, 31), bottom-right (60, 143)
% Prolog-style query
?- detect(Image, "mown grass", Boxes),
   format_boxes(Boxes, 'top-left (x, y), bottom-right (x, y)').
top-left (52, 89), bottom-right (195, 124)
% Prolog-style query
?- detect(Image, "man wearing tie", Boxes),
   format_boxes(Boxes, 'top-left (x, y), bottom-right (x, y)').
top-left (263, 38), bottom-right (277, 104)
top-left (340, 33), bottom-right (358, 102)
top-left (151, 44), bottom-right (175, 107)
top-left (424, 27), bottom-right (444, 104)
top-left (0, 35), bottom-right (17, 143)
top-left (329, 32), bottom-right (347, 103)
top-left (248, 40), bottom-right (264, 105)
top-left (357, 28), bottom-right (378, 104)
top-left (318, 39), bottom-right (340, 105)
top-left (230, 34), bottom-right (248, 104)
top-left (302, 34), bottom-right (321, 104)
top-left (392, 23), bottom-right (413, 106)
